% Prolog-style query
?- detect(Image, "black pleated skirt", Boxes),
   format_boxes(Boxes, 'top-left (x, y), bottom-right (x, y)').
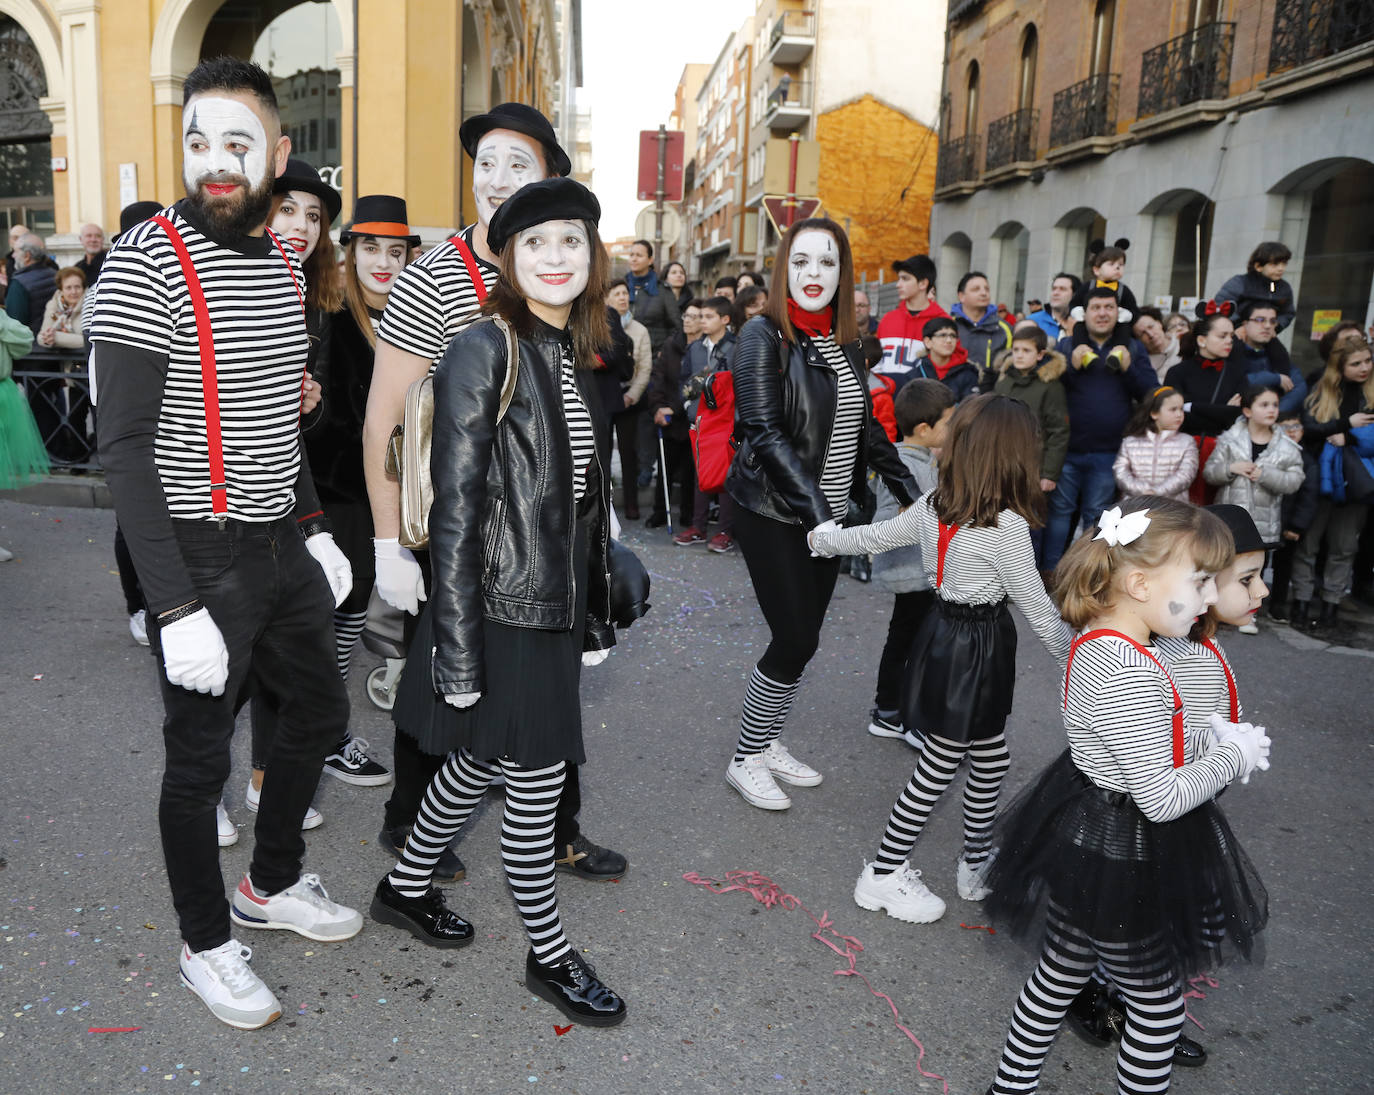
top-left (901, 596), bottom-right (1016, 744)
top-left (390, 516), bottom-right (590, 769)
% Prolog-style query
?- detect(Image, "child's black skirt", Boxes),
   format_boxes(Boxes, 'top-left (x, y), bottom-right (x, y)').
top-left (984, 749), bottom-right (1268, 981)
top-left (901, 596), bottom-right (1015, 743)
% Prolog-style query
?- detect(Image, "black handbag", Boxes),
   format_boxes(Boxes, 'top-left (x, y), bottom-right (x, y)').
top-left (1341, 447), bottom-right (1374, 504)
top-left (607, 539), bottom-right (651, 628)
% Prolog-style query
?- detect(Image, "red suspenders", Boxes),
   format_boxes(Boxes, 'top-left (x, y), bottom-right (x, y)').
top-left (935, 520), bottom-right (958, 589)
top-left (1065, 629), bottom-right (1186, 769)
top-left (1199, 638), bottom-right (1241, 722)
top-left (451, 234), bottom-right (490, 302)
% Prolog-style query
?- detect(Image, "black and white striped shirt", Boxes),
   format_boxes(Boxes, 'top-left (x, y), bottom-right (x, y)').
top-left (812, 493), bottom-right (1073, 666)
top-left (813, 336), bottom-right (865, 522)
top-left (89, 203), bottom-right (308, 522)
top-left (1156, 635), bottom-right (1244, 762)
top-left (561, 347), bottom-right (596, 503)
top-left (1064, 632), bottom-right (1244, 823)
top-left (377, 225), bottom-right (497, 368)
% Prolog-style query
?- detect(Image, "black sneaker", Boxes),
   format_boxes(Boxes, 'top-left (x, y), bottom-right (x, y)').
top-left (369, 877), bottom-right (474, 948)
top-left (324, 737), bottom-right (392, 786)
top-left (644, 512), bottom-right (668, 529)
top-left (867, 708), bottom-right (906, 739)
top-left (377, 825), bottom-right (466, 883)
top-left (1266, 599), bottom-right (1290, 624)
top-left (555, 834), bottom-right (627, 881)
top-left (525, 947), bottom-right (626, 1026)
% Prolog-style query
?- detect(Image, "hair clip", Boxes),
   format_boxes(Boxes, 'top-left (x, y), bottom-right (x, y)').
top-left (1093, 506), bottom-right (1151, 547)
top-left (1196, 299), bottom-right (1234, 319)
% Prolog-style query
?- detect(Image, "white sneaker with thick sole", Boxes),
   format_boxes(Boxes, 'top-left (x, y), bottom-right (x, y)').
top-left (853, 860), bottom-right (946, 923)
top-left (956, 856), bottom-right (993, 901)
top-left (763, 740), bottom-right (823, 787)
top-left (216, 803), bottom-right (238, 848)
top-left (725, 753), bottom-right (792, 810)
top-left (230, 873), bottom-right (363, 942)
top-left (244, 779), bottom-right (323, 829)
top-left (179, 939), bottom-right (282, 1030)
top-left (1238, 621), bottom-right (1259, 635)
top-left (129, 609), bottom-right (149, 646)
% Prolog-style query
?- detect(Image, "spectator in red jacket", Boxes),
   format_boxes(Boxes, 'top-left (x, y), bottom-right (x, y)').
top-left (875, 254), bottom-right (965, 389)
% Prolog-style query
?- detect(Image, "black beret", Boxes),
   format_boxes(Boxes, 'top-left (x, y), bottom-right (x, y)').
top-left (1205, 504), bottom-right (1280, 555)
top-left (273, 157), bottom-right (342, 223)
top-left (486, 177), bottom-right (601, 255)
top-left (459, 102), bottom-right (572, 178)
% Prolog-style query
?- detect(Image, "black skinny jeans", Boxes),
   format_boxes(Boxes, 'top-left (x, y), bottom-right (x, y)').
top-left (874, 589), bottom-right (935, 712)
top-left (153, 516), bottom-right (349, 953)
top-left (734, 506), bottom-right (841, 682)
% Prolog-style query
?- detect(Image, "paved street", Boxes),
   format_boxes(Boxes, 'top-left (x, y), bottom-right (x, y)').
top-left (1, 497), bottom-right (1370, 1094)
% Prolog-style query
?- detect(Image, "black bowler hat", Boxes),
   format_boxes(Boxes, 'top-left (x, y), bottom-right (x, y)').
top-left (113, 200), bottom-right (164, 243)
top-left (1206, 504), bottom-right (1280, 554)
top-left (273, 157), bottom-right (343, 224)
top-left (459, 102), bottom-right (572, 178)
top-left (486, 177), bottom-right (600, 255)
top-left (339, 195), bottom-right (421, 248)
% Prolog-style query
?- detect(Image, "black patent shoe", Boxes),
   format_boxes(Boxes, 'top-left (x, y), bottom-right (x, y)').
top-left (1174, 1032), bottom-right (1207, 1067)
top-left (377, 825), bottom-right (466, 882)
top-left (555, 834), bottom-right (627, 881)
top-left (524, 948), bottom-right (627, 1026)
top-left (369, 877), bottom-right (475, 948)
top-left (1065, 981), bottom-right (1120, 1046)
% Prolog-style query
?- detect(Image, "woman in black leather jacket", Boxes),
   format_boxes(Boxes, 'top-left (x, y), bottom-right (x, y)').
top-left (370, 178), bottom-right (627, 1028)
top-left (723, 217), bottom-right (919, 811)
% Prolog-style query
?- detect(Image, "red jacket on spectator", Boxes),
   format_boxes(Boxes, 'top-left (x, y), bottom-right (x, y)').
top-left (876, 299), bottom-right (967, 382)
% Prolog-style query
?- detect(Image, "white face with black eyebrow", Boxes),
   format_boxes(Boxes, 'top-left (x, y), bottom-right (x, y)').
top-left (787, 228), bottom-right (841, 313)
top-left (182, 96), bottom-right (269, 195)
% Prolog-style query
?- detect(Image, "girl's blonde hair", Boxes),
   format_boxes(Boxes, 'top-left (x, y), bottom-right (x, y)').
top-left (1054, 496), bottom-right (1233, 630)
top-left (1305, 339), bottom-right (1374, 423)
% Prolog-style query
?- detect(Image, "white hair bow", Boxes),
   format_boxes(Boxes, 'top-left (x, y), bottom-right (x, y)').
top-left (1093, 506), bottom-right (1151, 547)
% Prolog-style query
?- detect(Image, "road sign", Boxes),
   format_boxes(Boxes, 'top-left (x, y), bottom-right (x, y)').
top-left (637, 130), bottom-right (685, 202)
top-left (635, 204), bottom-right (682, 249)
top-left (762, 195), bottom-right (821, 235)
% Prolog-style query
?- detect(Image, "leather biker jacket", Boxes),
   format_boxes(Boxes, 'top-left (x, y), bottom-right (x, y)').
top-left (429, 316), bottom-right (614, 695)
top-left (726, 315), bottom-right (918, 528)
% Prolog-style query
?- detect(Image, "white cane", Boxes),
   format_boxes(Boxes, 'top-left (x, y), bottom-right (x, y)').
top-left (657, 423), bottom-right (674, 536)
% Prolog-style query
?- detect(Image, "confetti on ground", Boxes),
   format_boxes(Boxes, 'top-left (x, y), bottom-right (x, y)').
top-left (88, 1026), bottom-right (141, 1033)
top-left (554, 1024), bottom-right (572, 1036)
top-left (959, 922), bottom-right (996, 934)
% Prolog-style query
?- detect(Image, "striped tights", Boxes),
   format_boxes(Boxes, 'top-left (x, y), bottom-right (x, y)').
top-left (387, 748), bottom-right (571, 966)
top-left (732, 666), bottom-right (802, 760)
top-left (992, 903), bottom-right (1185, 1094)
top-left (333, 609), bottom-right (368, 680)
top-left (872, 732), bottom-right (1011, 874)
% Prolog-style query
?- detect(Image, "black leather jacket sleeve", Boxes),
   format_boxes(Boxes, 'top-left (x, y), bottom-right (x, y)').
top-left (732, 320), bottom-right (832, 528)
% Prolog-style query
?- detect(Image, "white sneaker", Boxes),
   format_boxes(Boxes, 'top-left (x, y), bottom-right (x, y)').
top-left (216, 803), bottom-right (238, 848)
top-left (179, 939), bottom-right (282, 1030)
top-left (129, 609), bottom-right (149, 646)
top-left (763, 740), bottom-right (823, 787)
top-left (230, 872), bottom-right (363, 941)
top-left (245, 778), bottom-right (323, 830)
top-left (1238, 621), bottom-right (1259, 635)
top-left (853, 860), bottom-right (946, 923)
top-left (956, 856), bottom-right (993, 901)
top-left (0, 546), bottom-right (12, 562)
top-left (725, 754), bottom-right (792, 810)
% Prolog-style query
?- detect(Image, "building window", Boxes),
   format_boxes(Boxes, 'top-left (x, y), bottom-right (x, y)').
top-left (1187, 0), bottom-right (1224, 29)
top-left (964, 61), bottom-right (980, 135)
top-left (1090, 0), bottom-right (1116, 76)
top-left (1018, 26), bottom-right (1038, 110)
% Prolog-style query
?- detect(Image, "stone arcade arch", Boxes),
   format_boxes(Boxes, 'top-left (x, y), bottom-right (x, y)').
top-left (989, 220), bottom-right (1029, 314)
top-left (940, 230), bottom-right (972, 292)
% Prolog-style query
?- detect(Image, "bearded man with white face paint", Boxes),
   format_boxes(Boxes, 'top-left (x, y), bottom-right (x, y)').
top-left (722, 218), bottom-right (919, 812)
top-left (361, 103), bottom-right (628, 886)
top-left (90, 57), bottom-right (362, 1032)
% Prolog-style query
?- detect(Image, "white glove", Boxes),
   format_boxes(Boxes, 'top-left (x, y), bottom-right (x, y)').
top-left (374, 537), bottom-right (427, 615)
top-left (581, 649), bottom-right (610, 667)
top-left (160, 607), bottom-right (230, 697)
top-left (807, 518), bottom-right (841, 557)
top-left (305, 532), bottom-right (353, 608)
top-left (1208, 713), bottom-right (1272, 784)
top-left (444, 692), bottom-right (481, 709)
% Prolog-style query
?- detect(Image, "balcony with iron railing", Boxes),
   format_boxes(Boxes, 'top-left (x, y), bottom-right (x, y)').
top-left (1048, 73), bottom-right (1119, 150)
top-left (935, 134), bottom-right (981, 190)
top-left (984, 108), bottom-right (1039, 173)
top-left (1269, 0), bottom-right (1374, 71)
top-left (766, 78), bottom-right (813, 132)
top-left (768, 10), bottom-right (816, 65)
top-left (1137, 22), bottom-right (1236, 117)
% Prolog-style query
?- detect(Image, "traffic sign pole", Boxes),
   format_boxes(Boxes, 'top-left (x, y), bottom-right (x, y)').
top-left (654, 124), bottom-right (667, 257)
top-left (786, 134), bottom-right (800, 230)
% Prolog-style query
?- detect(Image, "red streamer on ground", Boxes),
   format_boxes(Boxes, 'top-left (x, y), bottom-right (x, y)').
top-left (683, 869), bottom-right (949, 1094)
top-left (1182, 973), bottom-right (1220, 1031)
top-left (87, 1026), bottom-right (141, 1033)
top-left (959, 922), bottom-right (997, 934)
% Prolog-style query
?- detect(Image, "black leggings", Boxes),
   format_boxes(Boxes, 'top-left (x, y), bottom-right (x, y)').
top-left (734, 506), bottom-right (842, 682)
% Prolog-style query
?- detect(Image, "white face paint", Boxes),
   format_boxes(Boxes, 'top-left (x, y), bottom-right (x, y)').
top-left (182, 96), bottom-right (270, 196)
top-left (472, 130), bottom-right (545, 227)
top-left (513, 219), bottom-right (590, 311)
top-left (353, 236), bottom-right (408, 299)
top-left (270, 191), bottom-right (323, 261)
top-left (787, 228), bottom-right (841, 313)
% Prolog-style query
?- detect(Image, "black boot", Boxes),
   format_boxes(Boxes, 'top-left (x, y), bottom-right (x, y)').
top-left (1290, 598), bottom-right (1313, 630)
top-left (377, 825), bottom-right (466, 882)
top-left (525, 947), bottom-right (627, 1026)
top-left (1064, 980), bottom-right (1120, 1046)
top-left (369, 877), bottom-right (474, 948)
top-left (1314, 600), bottom-right (1340, 631)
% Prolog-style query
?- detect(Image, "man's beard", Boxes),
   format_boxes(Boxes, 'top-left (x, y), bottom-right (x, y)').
top-left (186, 172), bottom-right (275, 239)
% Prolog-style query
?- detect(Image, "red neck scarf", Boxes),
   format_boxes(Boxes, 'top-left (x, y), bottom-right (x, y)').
top-left (787, 298), bottom-right (834, 339)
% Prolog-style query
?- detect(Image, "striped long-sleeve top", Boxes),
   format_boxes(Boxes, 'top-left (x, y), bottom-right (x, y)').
top-left (1064, 632), bottom-right (1245, 823)
top-left (1156, 634), bottom-right (1244, 763)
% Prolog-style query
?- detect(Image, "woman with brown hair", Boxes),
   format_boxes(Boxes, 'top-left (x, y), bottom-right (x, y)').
top-left (370, 178), bottom-right (626, 1027)
top-left (811, 394), bottom-right (1071, 923)
top-left (722, 217), bottom-right (918, 811)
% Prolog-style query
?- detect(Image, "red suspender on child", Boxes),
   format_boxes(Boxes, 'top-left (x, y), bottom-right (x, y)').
top-left (936, 520), bottom-right (958, 589)
top-left (1199, 637), bottom-right (1240, 722)
top-left (451, 235), bottom-right (490, 302)
top-left (152, 215), bottom-right (309, 516)
top-left (1065, 629), bottom-right (1186, 768)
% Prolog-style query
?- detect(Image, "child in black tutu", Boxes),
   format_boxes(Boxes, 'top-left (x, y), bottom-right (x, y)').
top-left (983, 496), bottom-right (1271, 1095)
top-left (810, 394), bottom-right (1072, 924)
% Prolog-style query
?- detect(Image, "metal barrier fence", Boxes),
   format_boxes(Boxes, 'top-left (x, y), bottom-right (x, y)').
top-left (13, 345), bottom-right (98, 472)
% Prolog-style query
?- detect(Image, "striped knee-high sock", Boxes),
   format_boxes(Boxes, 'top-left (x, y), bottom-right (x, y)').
top-left (962, 734), bottom-right (1011, 865)
top-left (872, 733), bottom-right (968, 874)
top-left (333, 609), bottom-right (368, 680)
top-left (501, 760), bottom-right (571, 966)
top-left (733, 667), bottom-right (799, 760)
top-left (388, 749), bottom-right (498, 897)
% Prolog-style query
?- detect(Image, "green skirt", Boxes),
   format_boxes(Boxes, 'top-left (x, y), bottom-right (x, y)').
top-left (0, 377), bottom-right (50, 490)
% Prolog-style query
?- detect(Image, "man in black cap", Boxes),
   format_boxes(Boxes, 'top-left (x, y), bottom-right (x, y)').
top-left (361, 102), bottom-right (627, 884)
